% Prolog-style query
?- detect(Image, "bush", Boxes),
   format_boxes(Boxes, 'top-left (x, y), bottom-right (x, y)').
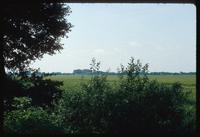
top-left (3, 97), bottom-right (64, 134)
top-left (4, 58), bottom-right (194, 134)
top-left (106, 58), bottom-right (192, 133)
top-left (3, 78), bottom-right (26, 111)
top-left (57, 57), bottom-right (193, 133)
top-left (109, 81), bottom-right (190, 133)
top-left (4, 71), bottom-right (64, 111)
top-left (25, 77), bottom-right (63, 107)
top-left (57, 58), bottom-right (113, 133)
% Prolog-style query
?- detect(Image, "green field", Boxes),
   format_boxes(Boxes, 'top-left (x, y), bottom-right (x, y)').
top-left (45, 74), bottom-right (196, 110)
top-left (45, 74), bottom-right (196, 96)
top-left (5, 74), bottom-right (196, 133)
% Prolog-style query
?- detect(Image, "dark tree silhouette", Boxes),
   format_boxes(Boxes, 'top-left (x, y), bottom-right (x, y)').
top-left (1, 2), bottom-right (72, 76)
top-left (0, 3), bottom-right (72, 123)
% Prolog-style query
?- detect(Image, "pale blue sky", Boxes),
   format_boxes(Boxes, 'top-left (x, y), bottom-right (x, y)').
top-left (31, 3), bottom-right (196, 73)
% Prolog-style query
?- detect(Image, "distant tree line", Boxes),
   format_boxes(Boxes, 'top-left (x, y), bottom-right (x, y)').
top-left (147, 72), bottom-right (196, 75)
top-left (7, 71), bottom-right (71, 77)
top-left (7, 70), bottom-right (196, 77)
top-left (71, 69), bottom-right (196, 76)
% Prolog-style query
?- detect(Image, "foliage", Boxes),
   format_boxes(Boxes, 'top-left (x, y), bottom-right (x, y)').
top-left (55, 57), bottom-right (193, 133)
top-left (11, 97), bottom-right (32, 110)
top-left (55, 58), bottom-right (112, 133)
top-left (4, 70), bottom-right (64, 111)
top-left (3, 73), bottom-right (65, 133)
top-left (3, 78), bottom-right (26, 111)
top-left (4, 58), bottom-right (195, 134)
top-left (4, 97), bottom-right (64, 134)
top-left (24, 73), bottom-right (64, 107)
top-left (110, 81), bottom-right (190, 132)
top-left (108, 58), bottom-right (193, 133)
top-left (2, 3), bottom-right (72, 73)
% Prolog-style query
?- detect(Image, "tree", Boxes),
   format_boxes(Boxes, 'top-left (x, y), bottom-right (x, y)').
top-left (1, 2), bottom-right (72, 76)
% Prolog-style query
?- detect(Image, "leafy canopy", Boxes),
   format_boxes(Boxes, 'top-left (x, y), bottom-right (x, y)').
top-left (2, 3), bottom-right (72, 72)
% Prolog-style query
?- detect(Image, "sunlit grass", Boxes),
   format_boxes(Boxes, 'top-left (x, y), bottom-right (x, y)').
top-left (45, 74), bottom-right (196, 100)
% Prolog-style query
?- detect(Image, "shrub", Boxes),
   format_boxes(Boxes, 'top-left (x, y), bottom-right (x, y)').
top-left (4, 70), bottom-right (64, 111)
top-left (25, 77), bottom-right (63, 107)
top-left (57, 57), bottom-right (193, 133)
top-left (3, 78), bottom-right (26, 111)
top-left (6, 58), bottom-right (192, 134)
top-left (3, 97), bottom-right (64, 134)
top-left (57, 58), bottom-right (113, 133)
top-left (3, 71), bottom-right (65, 134)
top-left (107, 58), bottom-right (192, 133)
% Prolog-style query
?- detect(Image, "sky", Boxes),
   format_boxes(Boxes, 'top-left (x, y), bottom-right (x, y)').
top-left (31, 3), bottom-right (196, 73)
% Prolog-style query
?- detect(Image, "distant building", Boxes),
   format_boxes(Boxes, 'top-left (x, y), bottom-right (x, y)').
top-left (73, 69), bottom-right (92, 75)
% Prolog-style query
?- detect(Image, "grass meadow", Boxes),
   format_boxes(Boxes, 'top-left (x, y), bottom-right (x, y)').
top-left (4, 73), bottom-right (196, 133)
top-left (48, 74), bottom-right (196, 118)
top-left (45, 74), bottom-right (196, 94)
top-left (46, 74), bottom-right (196, 106)
top-left (46, 74), bottom-right (196, 109)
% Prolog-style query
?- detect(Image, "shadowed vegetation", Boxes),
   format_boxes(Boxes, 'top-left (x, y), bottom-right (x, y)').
top-left (3, 58), bottom-right (195, 134)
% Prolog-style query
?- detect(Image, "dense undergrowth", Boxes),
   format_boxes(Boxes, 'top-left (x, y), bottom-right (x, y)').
top-left (3, 58), bottom-right (195, 134)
